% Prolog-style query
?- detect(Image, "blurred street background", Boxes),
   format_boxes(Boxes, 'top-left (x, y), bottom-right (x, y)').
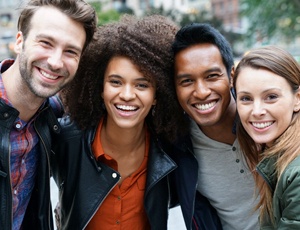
top-left (1, 0), bottom-right (300, 63)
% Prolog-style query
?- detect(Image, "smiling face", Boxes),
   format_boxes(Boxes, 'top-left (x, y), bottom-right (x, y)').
top-left (174, 43), bottom-right (235, 128)
top-left (102, 56), bottom-right (156, 130)
top-left (15, 6), bottom-right (86, 99)
top-left (236, 67), bottom-right (300, 147)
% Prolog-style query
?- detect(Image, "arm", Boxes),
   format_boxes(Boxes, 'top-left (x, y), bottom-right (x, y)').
top-left (277, 164), bottom-right (300, 229)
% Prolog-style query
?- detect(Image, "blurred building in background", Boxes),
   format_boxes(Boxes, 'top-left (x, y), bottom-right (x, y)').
top-left (98, 0), bottom-right (210, 16)
top-left (0, 0), bottom-right (20, 60)
top-left (211, 0), bottom-right (245, 34)
top-left (0, 0), bottom-right (299, 61)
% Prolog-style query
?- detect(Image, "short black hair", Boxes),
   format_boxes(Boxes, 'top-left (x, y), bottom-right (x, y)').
top-left (172, 23), bottom-right (234, 76)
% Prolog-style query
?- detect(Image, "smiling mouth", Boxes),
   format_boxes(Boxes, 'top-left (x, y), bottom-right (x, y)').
top-left (40, 70), bottom-right (59, 80)
top-left (251, 121), bottom-right (274, 129)
top-left (194, 101), bottom-right (216, 111)
top-left (116, 105), bottom-right (138, 112)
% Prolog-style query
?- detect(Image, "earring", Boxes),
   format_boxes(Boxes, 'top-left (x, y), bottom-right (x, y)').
top-left (152, 106), bottom-right (155, 116)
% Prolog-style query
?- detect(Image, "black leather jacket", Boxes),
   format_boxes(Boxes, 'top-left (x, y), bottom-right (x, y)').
top-left (0, 99), bottom-right (60, 230)
top-left (51, 116), bottom-right (177, 230)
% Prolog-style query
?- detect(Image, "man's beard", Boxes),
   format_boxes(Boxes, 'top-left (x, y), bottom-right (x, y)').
top-left (18, 51), bottom-right (69, 99)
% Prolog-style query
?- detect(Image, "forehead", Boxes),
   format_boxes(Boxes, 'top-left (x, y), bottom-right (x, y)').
top-left (174, 43), bottom-right (225, 72)
top-left (106, 56), bottom-right (155, 82)
top-left (106, 56), bottom-right (139, 71)
top-left (27, 6), bottom-right (86, 48)
top-left (236, 67), bottom-right (291, 91)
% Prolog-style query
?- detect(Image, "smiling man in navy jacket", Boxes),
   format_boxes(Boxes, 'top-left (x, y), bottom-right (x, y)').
top-left (170, 23), bottom-right (259, 230)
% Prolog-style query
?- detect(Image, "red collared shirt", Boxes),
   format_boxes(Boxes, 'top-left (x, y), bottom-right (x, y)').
top-left (87, 119), bottom-right (150, 230)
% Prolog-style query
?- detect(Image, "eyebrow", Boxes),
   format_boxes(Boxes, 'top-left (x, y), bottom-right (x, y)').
top-left (236, 87), bottom-right (282, 95)
top-left (176, 67), bottom-right (224, 79)
top-left (108, 74), bottom-right (150, 82)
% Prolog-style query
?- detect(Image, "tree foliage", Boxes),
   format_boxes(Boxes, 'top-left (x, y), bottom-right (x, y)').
top-left (144, 6), bottom-right (242, 55)
top-left (241, 0), bottom-right (300, 45)
top-left (90, 1), bottom-right (134, 26)
top-left (89, 2), bottom-right (120, 26)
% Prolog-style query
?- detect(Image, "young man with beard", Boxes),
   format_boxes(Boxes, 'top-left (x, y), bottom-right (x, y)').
top-left (0, 0), bottom-right (96, 229)
top-left (170, 23), bottom-right (259, 230)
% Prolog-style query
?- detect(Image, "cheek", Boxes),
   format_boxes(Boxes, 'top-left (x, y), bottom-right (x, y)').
top-left (176, 91), bottom-right (188, 109)
top-left (102, 87), bottom-right (112, 102)
top-left (65, 60), bottom-right (80, 75)
top-left (176, 87), bottom-right (188, 101)
top-left (237, 104), bottom-right (249, 122)
top-left (278, 108), bottom-right (294, 128)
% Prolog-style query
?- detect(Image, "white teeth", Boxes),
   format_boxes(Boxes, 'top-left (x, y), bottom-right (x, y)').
top-left (116, 105), bottom-right (137, 111)
top-left (41, 70), bottom-right (58, 80)
top-left (195, 101), bottom-right (216, 110)
top-left (252, 121), bottom-right (273, 129)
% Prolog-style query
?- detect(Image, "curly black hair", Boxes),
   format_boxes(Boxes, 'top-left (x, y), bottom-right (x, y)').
top-left (61, 14), bottom-right (187, 142)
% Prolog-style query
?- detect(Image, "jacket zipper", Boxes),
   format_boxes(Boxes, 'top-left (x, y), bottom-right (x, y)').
top-left (190, 150), bottom-right (198, 230)
top-left (34, 107), bottom-right (53, 230)
top-left (8, 140), bottom-right (13, 229)
top-left (82, 179), bottom-right (119, 229)
top-left (82, 143), bottom-right (121, 229)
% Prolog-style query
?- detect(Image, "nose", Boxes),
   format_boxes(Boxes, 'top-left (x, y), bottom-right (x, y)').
top-left (193, 80), bottom-right (211, 99)
top-left (251, 100), bottom-right (266, 116)
top-left (47, 49), bottom-right (64, 70)
top-left (119, 84), bottom-right (136, 101)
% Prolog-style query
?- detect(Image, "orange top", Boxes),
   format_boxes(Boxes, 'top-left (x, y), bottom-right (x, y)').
top-left (86, 119), bottom-right (150, 230)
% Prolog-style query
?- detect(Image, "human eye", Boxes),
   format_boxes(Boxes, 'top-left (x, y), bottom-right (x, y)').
top-left (65, 49), bottom-right (80, 57)
top-left (39, 39), bottom-right (52, 47)
top-left (178, 78), bottom-right (193, 86)
top-left (266, 94), bottom-right (278, 101)
top-left (109, 78), bottom-right (121, 86)
top-left (136, 78), bottom-right (153, 89)
top-left (136, 83), bottom-right (149, 89)
top-left (207, 72), bottom-right (224, 79)
top-left (238, 95), bottom-right (252, 102)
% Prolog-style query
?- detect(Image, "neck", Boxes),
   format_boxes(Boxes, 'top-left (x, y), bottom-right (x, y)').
top-left (200, 95), bottom-right (237, 145)
top-left (101, 118), bottom-right (146, 157)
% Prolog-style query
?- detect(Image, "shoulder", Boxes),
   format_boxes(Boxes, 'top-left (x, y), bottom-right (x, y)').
top-left (273, 156), bottom-right (300, 228)
top-left (53, 115), bottom-right (83, 141)
top-left (277, 156), bottom-right (300, 194)
top-left (281, 156), bottom-right (300, 181)
top-left (48, 95), bottom-right (64, 117)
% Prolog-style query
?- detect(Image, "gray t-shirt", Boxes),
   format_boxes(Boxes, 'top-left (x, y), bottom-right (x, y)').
top-left (190, 120), bottom-right (259, 230)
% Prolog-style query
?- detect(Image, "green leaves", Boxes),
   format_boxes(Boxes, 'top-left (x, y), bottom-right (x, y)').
top-left (241, 0), bottom-right (300, 45)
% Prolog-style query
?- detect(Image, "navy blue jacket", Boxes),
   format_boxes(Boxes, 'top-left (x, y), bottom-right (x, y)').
top-left (169, 135), bottom-right (223, 230)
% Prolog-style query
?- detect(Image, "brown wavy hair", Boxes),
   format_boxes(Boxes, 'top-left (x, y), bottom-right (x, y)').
top-left (61, 14), bottom-right (187, 142)
top-left (233, 45), bottom-right (300, 224)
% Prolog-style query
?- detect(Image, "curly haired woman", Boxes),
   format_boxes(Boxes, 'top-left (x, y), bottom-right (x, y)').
top-left (50, 15), bottom-right (186, 230)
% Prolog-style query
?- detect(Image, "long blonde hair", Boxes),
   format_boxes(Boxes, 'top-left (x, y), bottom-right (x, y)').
top-left (233, 45), bottom-right (300, 223)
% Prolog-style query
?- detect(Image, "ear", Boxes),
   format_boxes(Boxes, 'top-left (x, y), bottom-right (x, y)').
top-left (152, 98), bottom-right (157, 106)
top-left (230, 66), bottom-right (235, 88)
top-left (14, 32), bottom-right (24, 54)
top-left (293, 87), bottom-right (300, 113)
